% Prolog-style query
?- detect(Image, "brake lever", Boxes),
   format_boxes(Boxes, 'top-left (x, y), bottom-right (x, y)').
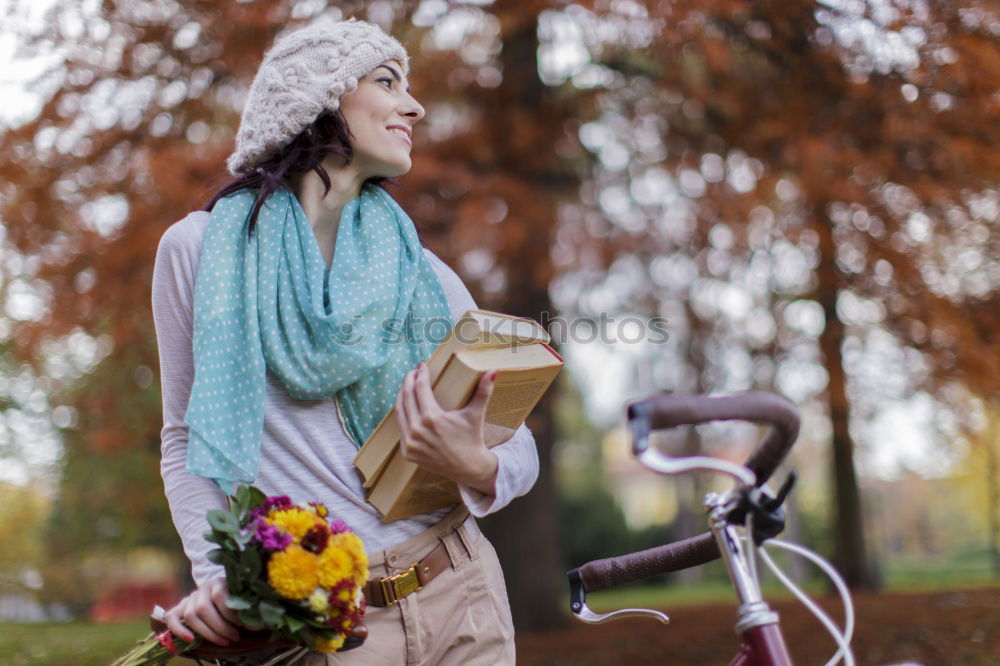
top-left (566, 569), bottom-right (669, 625)
top-left (629, 403), bottom-right (756, 487)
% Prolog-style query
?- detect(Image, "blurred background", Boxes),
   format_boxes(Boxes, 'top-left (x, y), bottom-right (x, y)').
top-left (0, 0), bottom-right (997, 664)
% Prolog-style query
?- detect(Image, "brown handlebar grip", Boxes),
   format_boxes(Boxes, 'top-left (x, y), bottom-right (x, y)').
top-left (578, 532), bottom-right (720, 593)
top-left (627, 392), bottom-right (800, 487)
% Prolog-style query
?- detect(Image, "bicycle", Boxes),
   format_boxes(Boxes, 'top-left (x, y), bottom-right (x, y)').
top-left (566, 392), bottom-right (855, 666)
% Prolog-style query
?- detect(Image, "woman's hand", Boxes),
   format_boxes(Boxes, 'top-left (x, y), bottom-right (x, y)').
top-left (163, 576), bottom-right (242, 646)
top-left (395, 362), bottom-right (499, 496)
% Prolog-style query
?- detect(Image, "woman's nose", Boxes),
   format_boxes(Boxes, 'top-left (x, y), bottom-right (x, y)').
top-left (401, 95), bottom-right (425, 122)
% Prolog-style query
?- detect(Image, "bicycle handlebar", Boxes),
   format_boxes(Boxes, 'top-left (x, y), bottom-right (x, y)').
top-left (572, 392), bottom-right (800, 596)
top-left (628, 391), bottom-right (800, 488)
top-left (575, 532), bottom-right (720, 593)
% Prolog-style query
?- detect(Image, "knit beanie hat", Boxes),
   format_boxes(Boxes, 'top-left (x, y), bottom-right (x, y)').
top-left (226, 17), bottom-right (410, 175)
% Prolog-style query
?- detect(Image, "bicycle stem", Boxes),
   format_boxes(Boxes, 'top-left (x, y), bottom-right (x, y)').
top-left (707, 491), bottom-right (793, 665)
top-left (707, 492), bottom-right (768, 607)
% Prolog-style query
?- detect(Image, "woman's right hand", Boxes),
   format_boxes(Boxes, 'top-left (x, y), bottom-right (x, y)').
top-left (163, 576), bottom-right (242, 646)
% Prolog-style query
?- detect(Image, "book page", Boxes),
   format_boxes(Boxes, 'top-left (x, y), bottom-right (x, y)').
top-left (486, 378), bottom-right (549, 429)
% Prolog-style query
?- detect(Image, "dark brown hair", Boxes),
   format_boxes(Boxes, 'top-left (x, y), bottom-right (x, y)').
top-left (202, 109), bottom-right (395, 236)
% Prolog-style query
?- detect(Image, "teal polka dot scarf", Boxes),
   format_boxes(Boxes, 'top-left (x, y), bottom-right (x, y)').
top-left (184, 184), bottom-right (454, 492)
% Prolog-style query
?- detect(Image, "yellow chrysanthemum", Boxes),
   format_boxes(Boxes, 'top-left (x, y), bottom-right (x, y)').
top-left (267, 507), bottom-right (323, 540)
top-left (318, 544), bottom-right (352, 587)
top-left (314, 633), bottom-right (346, 653)
top-left (267, 544), bottom-right (321, 600)
top-left (328, 532), bottom-right (369, 585)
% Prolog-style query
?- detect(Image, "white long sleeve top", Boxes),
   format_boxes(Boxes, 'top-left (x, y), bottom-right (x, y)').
top-left (151, 209), bottom-right (539, 584)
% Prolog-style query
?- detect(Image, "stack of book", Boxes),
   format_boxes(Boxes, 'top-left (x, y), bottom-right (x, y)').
top-left (353, 309), bottom-right (564, 521)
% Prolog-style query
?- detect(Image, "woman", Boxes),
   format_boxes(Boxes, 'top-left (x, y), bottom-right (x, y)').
top-left (151, 16), bottom-right (538, 664)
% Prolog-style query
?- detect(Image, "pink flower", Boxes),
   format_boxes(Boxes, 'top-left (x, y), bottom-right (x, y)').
top-left (249, 495), bottom-right (293, 522)
top-left (252, 520), bottom-right (293, 552)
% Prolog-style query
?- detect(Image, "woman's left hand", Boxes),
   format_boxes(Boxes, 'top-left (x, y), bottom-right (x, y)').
top-left (395, 362), bottom-right (499, 496)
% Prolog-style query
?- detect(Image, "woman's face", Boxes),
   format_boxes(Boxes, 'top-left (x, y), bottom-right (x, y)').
top-left (339, 59), bottom-right (424, 179)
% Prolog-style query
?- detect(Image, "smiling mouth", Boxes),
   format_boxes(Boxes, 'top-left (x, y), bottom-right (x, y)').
top-left (387, 127), bottom-right (412, 147)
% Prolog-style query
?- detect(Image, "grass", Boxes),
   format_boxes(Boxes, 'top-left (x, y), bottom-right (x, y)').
top-left (2, 555), bottom-right (995, 664)
top-left (573, 549), bottom-right (1000, 615)
top-left (578, 578), bottom-right (833, 614)
top-left (0, 620), bottom-right (188, 666)
top-left (881, 549), bottom-right (998, 591)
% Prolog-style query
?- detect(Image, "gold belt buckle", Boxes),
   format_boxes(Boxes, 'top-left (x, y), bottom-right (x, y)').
top-left (381, 563), bottom-right (422, 606)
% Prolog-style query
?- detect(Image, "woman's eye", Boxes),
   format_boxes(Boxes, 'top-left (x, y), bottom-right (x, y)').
top-left (377, 77), bottom-right (393, 89)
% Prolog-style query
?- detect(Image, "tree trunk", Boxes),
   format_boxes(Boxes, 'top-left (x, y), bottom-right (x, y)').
top-left (671, 300), bottom-right (711, 583)
top-left (477, 274), bottom-right (564, 632)
top-left (813, 208), bottom-right (879, 589)
top-left (478, 387), bottom-right (565, 632)
top-left (476, 8), bottom-right (567, 632)
top-left (985, 410), bottom-right (1000, 576)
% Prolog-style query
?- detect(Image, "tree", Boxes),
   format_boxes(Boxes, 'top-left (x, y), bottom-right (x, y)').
top-left (4, 0), bottom-right (995, 627)
top-left (543, 0), bottom-right (999, 587)
top-left (0, 482), bottom-right (49, 593)
top-left (0, 0), bottom-right (588, 627)
top-left (395, 1), bottom-right (591, 630)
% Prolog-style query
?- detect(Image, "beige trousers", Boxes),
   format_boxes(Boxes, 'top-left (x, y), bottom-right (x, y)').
top-left (305, 505), bottom-right (516, 666)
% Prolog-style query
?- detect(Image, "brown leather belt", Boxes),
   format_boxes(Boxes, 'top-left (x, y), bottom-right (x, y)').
top-left (363, 540), bottom-right (453, 607)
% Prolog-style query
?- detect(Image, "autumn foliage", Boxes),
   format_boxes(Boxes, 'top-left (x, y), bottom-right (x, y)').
top-left (1, 0), bottom-right (997, 625)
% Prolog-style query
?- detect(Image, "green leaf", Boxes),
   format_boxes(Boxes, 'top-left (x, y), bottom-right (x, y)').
top-left (238, 608), bottom-right (264, 630)
top-left (206, 548), bottom-right (224, 564)
top-left (203, 530), bottom-right (228, 546)
top-left (250, 579), bottom-right (281, 601)
top-left (285, 615), bottom-right (305, 633)
top-left (214, 552), bottom-right (239, 570)
top-left (234, 485), bottom-right (251, 511)
top-left (301, 615), bottom-right (328, 629)
top-left (223, 561), bottom-right (242, 589)
top-left (207, 509), bottom-right (239, 534)
top-left (230, 485), bottom-right (267, 523)
top-left (246, 486), bottom-right (267, 510)
top-left (258, 600), bottom-right (284, 626)
top-left (225, 595), bottom-right (253, 610)
top-left (235, 529), bottom-right (253, 545)
top-left (239, 546), bottom-right (261, 579)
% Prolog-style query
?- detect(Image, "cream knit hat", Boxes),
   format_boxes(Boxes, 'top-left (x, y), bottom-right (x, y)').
top-left (226, 17), bottom-right (410, 175)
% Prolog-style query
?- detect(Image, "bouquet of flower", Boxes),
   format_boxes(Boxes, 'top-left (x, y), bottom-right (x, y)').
top-left (113, 486), bottom-right (368, 665)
